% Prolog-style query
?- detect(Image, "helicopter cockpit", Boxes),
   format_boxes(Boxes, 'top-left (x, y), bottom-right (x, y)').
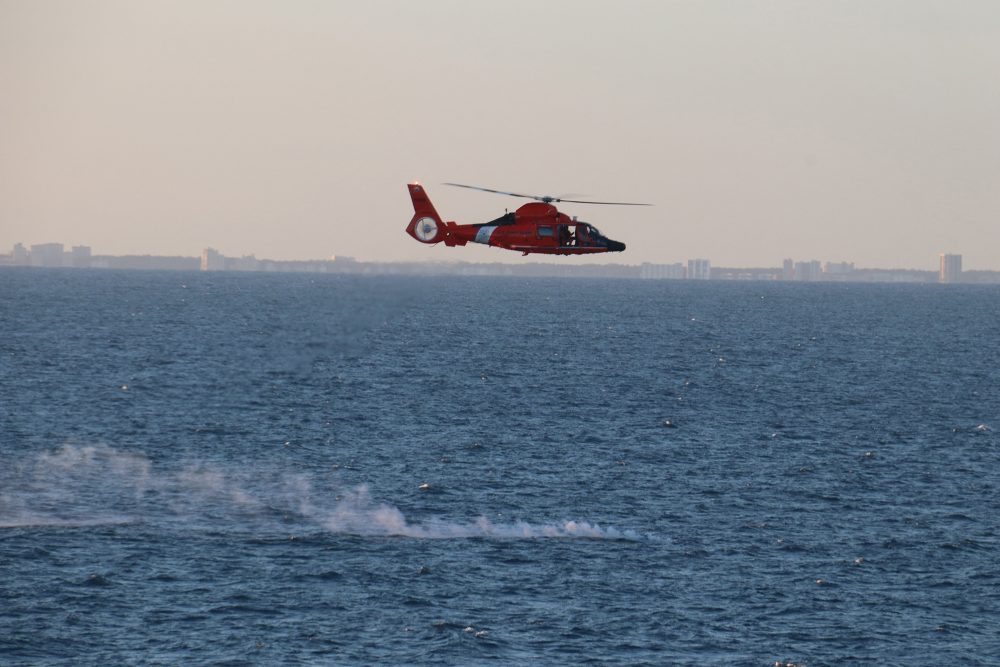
top-left (559, 222), bottom-right (604, 247)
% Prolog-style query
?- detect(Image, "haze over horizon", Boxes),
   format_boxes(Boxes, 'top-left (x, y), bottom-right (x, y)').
top-left (2, 1), bottom-right (998, 269)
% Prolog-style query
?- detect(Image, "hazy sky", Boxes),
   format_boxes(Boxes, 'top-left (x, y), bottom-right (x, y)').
top-left (2, 1), bottom-right (999, 268)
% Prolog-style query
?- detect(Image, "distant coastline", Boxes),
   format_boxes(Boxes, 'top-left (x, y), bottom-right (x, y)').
top-left (3, 243), bottom-right (997, 283)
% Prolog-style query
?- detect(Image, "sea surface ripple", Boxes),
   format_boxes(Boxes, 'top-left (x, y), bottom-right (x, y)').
top-left (2, 269), bottom-right (999, 665)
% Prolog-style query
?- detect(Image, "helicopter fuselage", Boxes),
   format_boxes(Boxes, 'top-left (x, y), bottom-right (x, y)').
top-left (405, 183), bottom-right (626, 255)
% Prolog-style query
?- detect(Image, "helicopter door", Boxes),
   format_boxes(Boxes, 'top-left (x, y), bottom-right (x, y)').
top-left (558, 224), bottom-right (572, 246)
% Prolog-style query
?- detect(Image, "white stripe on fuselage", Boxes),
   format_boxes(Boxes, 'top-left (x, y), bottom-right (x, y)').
top-left (474, 226), bottom-right (497, 244)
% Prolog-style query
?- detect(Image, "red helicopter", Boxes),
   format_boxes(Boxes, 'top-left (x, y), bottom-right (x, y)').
top-left (405, 182), bottom-right (650, 255)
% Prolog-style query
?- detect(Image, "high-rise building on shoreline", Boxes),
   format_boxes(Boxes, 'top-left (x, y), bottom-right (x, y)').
top-left (794, 260), bottom-right (822, 281)
top-left (200, 248), bottom-right (226, 271)
top-left (11, 243), bottom-right (29, 266)
top-left (640, 262), bottom-right (685, 279)
top-left (5, 243), bottom-right (92, 268)
top-left (687, 258), bottom-right (711, 280)
top-left (71, 246), bottom-right (92, 268)
top-left (29, 243), bottom-right (65, 268)
top-left (939, 254), bottom-right (962, 283)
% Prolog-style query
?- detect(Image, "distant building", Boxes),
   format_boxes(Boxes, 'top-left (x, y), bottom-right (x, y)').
top-left (794, 260), bottom-right (822, 281)
top-left (12, 243), bottom-right (29, 266)
top-left (824, 261), bottom-right (854, 275)
top-left (687, 258), bottom-right (711, 280)
top-left (939, 254), bottom-right (962, 283)
top-left (71, 245), bottom-right (92, 268)
top-left (30, 243), bottom-right (65, 267)
top-left (227, 255), bottom-right (260, 272)
top-left (640, 262), bottom-right (685, 279)
top-left (200, 248), bottom-right (226, 271)
top-left (782, 258), bottom-right (795, 281)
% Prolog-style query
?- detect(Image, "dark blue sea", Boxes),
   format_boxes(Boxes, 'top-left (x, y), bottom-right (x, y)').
top-left (2, 268), bottom-right (999, 666)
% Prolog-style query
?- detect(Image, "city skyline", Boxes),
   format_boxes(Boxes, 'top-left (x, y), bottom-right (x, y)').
top-left (3, 2), bottom-right (999, 268)
top-left (6, 239), bottom-right (995, 284)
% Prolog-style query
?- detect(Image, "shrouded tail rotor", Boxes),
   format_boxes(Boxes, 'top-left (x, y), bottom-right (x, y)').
top-left (406, 183), bottom-right (447, 244)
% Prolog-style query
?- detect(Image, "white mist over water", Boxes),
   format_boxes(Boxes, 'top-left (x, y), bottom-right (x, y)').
top-left (318, 484), bottom-right (639, 540)
top-left (1, 445), bottom-right (639, 540)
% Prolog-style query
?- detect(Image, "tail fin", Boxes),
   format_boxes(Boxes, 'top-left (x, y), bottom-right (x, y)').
top-left (406, 182), bottom-right (446, 243)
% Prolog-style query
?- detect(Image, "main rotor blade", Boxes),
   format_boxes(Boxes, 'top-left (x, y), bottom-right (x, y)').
top-left (556, 198), bottom-right (653, 206)
top-left (442, 183), bottom-right (539, 200)
top-left (443, 182), bottom-right (653, 206)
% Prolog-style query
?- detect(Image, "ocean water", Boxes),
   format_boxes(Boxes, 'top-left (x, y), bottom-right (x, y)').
top-left (1, 268), bottom-right (998, 666)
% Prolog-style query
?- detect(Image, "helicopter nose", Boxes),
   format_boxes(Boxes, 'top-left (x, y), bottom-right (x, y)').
top-left (607, 240), bottom-right (626, 252)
